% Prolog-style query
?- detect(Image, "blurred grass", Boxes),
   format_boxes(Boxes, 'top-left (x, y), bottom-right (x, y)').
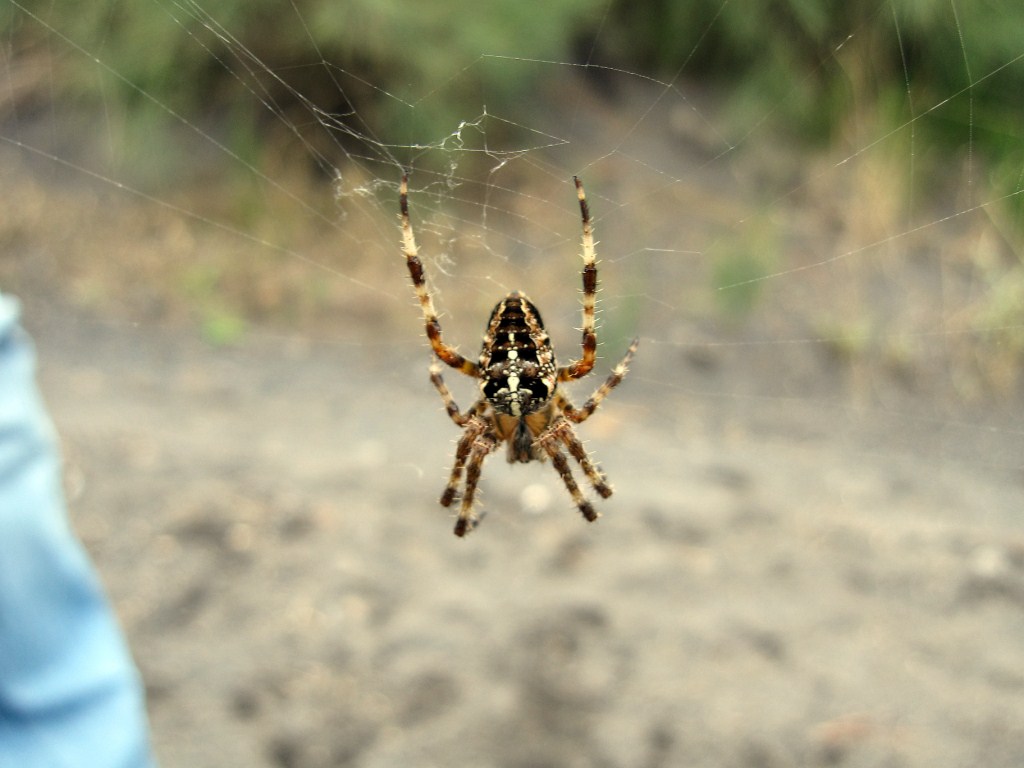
top-left (710, 215), bottom-right (779, 320)
top-left (609, 1), bottom-right (1024, 223)
top-left (4, 1), bottom-right (1022, 219)
top-left (0, 0), bottom-right (596, 186)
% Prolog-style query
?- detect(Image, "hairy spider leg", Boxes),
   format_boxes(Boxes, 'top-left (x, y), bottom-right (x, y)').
top-left (557, 336), bottom-right (639, 424)
top-left (439, 414), bottom-right (489, 511)
top-left (400, 175), bottom-right (479, 377)
top-left (454, 431), bottom-right (499, 537)
top-left (543, 416), bottom-right (614, 498)
top-left (558, 176), bottom-right (599, 382)
top-left (536, 433), bottom-right (599, 522)
top-left (429, 363), bottom-right (482, 427)
top-left (430, 363), bottom-right (487, 508)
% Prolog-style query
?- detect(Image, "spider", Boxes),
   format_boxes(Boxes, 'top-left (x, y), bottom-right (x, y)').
top-left (399, 174), bottom-right (638, 537)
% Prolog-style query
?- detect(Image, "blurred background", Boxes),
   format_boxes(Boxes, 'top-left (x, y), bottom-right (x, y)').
top-left (2, 1), bottom-right (1024, 766)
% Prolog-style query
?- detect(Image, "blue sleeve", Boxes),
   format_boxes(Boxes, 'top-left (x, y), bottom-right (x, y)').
top-left (0, 294), bottom-right (157, 768)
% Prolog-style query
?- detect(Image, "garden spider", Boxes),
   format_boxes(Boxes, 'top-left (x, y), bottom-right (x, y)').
top-left (400, 174), bottom-right (638, 537)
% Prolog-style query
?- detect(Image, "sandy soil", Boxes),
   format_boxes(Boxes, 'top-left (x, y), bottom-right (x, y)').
top-left (22, 295), bottom-right (1023, 768)
top-left (7, 74), bottom-right (1024, 768)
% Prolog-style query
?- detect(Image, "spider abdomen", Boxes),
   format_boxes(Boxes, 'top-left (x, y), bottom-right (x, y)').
top-left (479, 292), bottom-right (556, 417)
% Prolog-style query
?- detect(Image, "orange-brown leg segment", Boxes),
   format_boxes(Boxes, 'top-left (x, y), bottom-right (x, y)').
top-left (430, 363), bottom-right (482, 426)
top-left (400, 175), bottom-right (479, 377)
top-left (431, 364), bottom-right (490, 510)
top-left (558, 337), bottom-right (639, 424)
top-left (558, 176), bottom-right (599, 382)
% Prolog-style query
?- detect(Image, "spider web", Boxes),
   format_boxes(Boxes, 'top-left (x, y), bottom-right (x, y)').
top-left (2, 0), bottom-right (1022, 487)
top-left (3, 1), bottom-right (1024, 765)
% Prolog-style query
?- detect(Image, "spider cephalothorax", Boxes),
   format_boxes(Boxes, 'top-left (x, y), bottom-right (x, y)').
top-left (400, 174), bottom-right (638, 537)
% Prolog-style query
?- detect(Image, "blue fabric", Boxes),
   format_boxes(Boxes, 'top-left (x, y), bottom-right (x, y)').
top-left (0, 294), bottom-right (156, 768)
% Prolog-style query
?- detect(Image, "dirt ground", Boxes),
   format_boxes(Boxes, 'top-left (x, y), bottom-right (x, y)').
top-left (22, 294), bottom-right (1023, 768)
top-left (8, 76), bottom-right (1024, 767)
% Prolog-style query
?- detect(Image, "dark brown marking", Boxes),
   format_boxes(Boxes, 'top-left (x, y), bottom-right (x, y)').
top-left (580, 501), bottom-right (598, 522)
top-left (407, 257), bottom-right (425, 286)
top-left (574, 176), bottom-right (590, 223)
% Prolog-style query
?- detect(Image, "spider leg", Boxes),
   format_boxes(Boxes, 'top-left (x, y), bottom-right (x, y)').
top-left (454, 430), bottom-right (499, 537)
top-left (558, 337), bottom-right (639, 425)
top-left (431, 364), bottom-right (491, 510)
top-left (558, 176), bottom-right (599, 382)
top-left (439, 416), bottom-right (486, 508)
top-left (560, 424), bottom-right (614, 499)
top-left (430, 363), bottom-right (483, 426)
top-left (541, 416), bottom-right (614, 500)
top-left (400, 175), bottom-right (480, 377)
top-left (536, 423), bottom-right (599, 523)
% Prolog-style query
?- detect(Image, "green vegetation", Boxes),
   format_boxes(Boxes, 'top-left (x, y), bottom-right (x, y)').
top-left (6, 1), bottom-right (1020, 226)
top-left (7, 1), bottom-right (1022, 210)
top-left (609, 0), bottom-right (1024, 227)
top-left (2, 0), bottom-right (596, 181)
top-left (710, 217), bottom-right (778, 320)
